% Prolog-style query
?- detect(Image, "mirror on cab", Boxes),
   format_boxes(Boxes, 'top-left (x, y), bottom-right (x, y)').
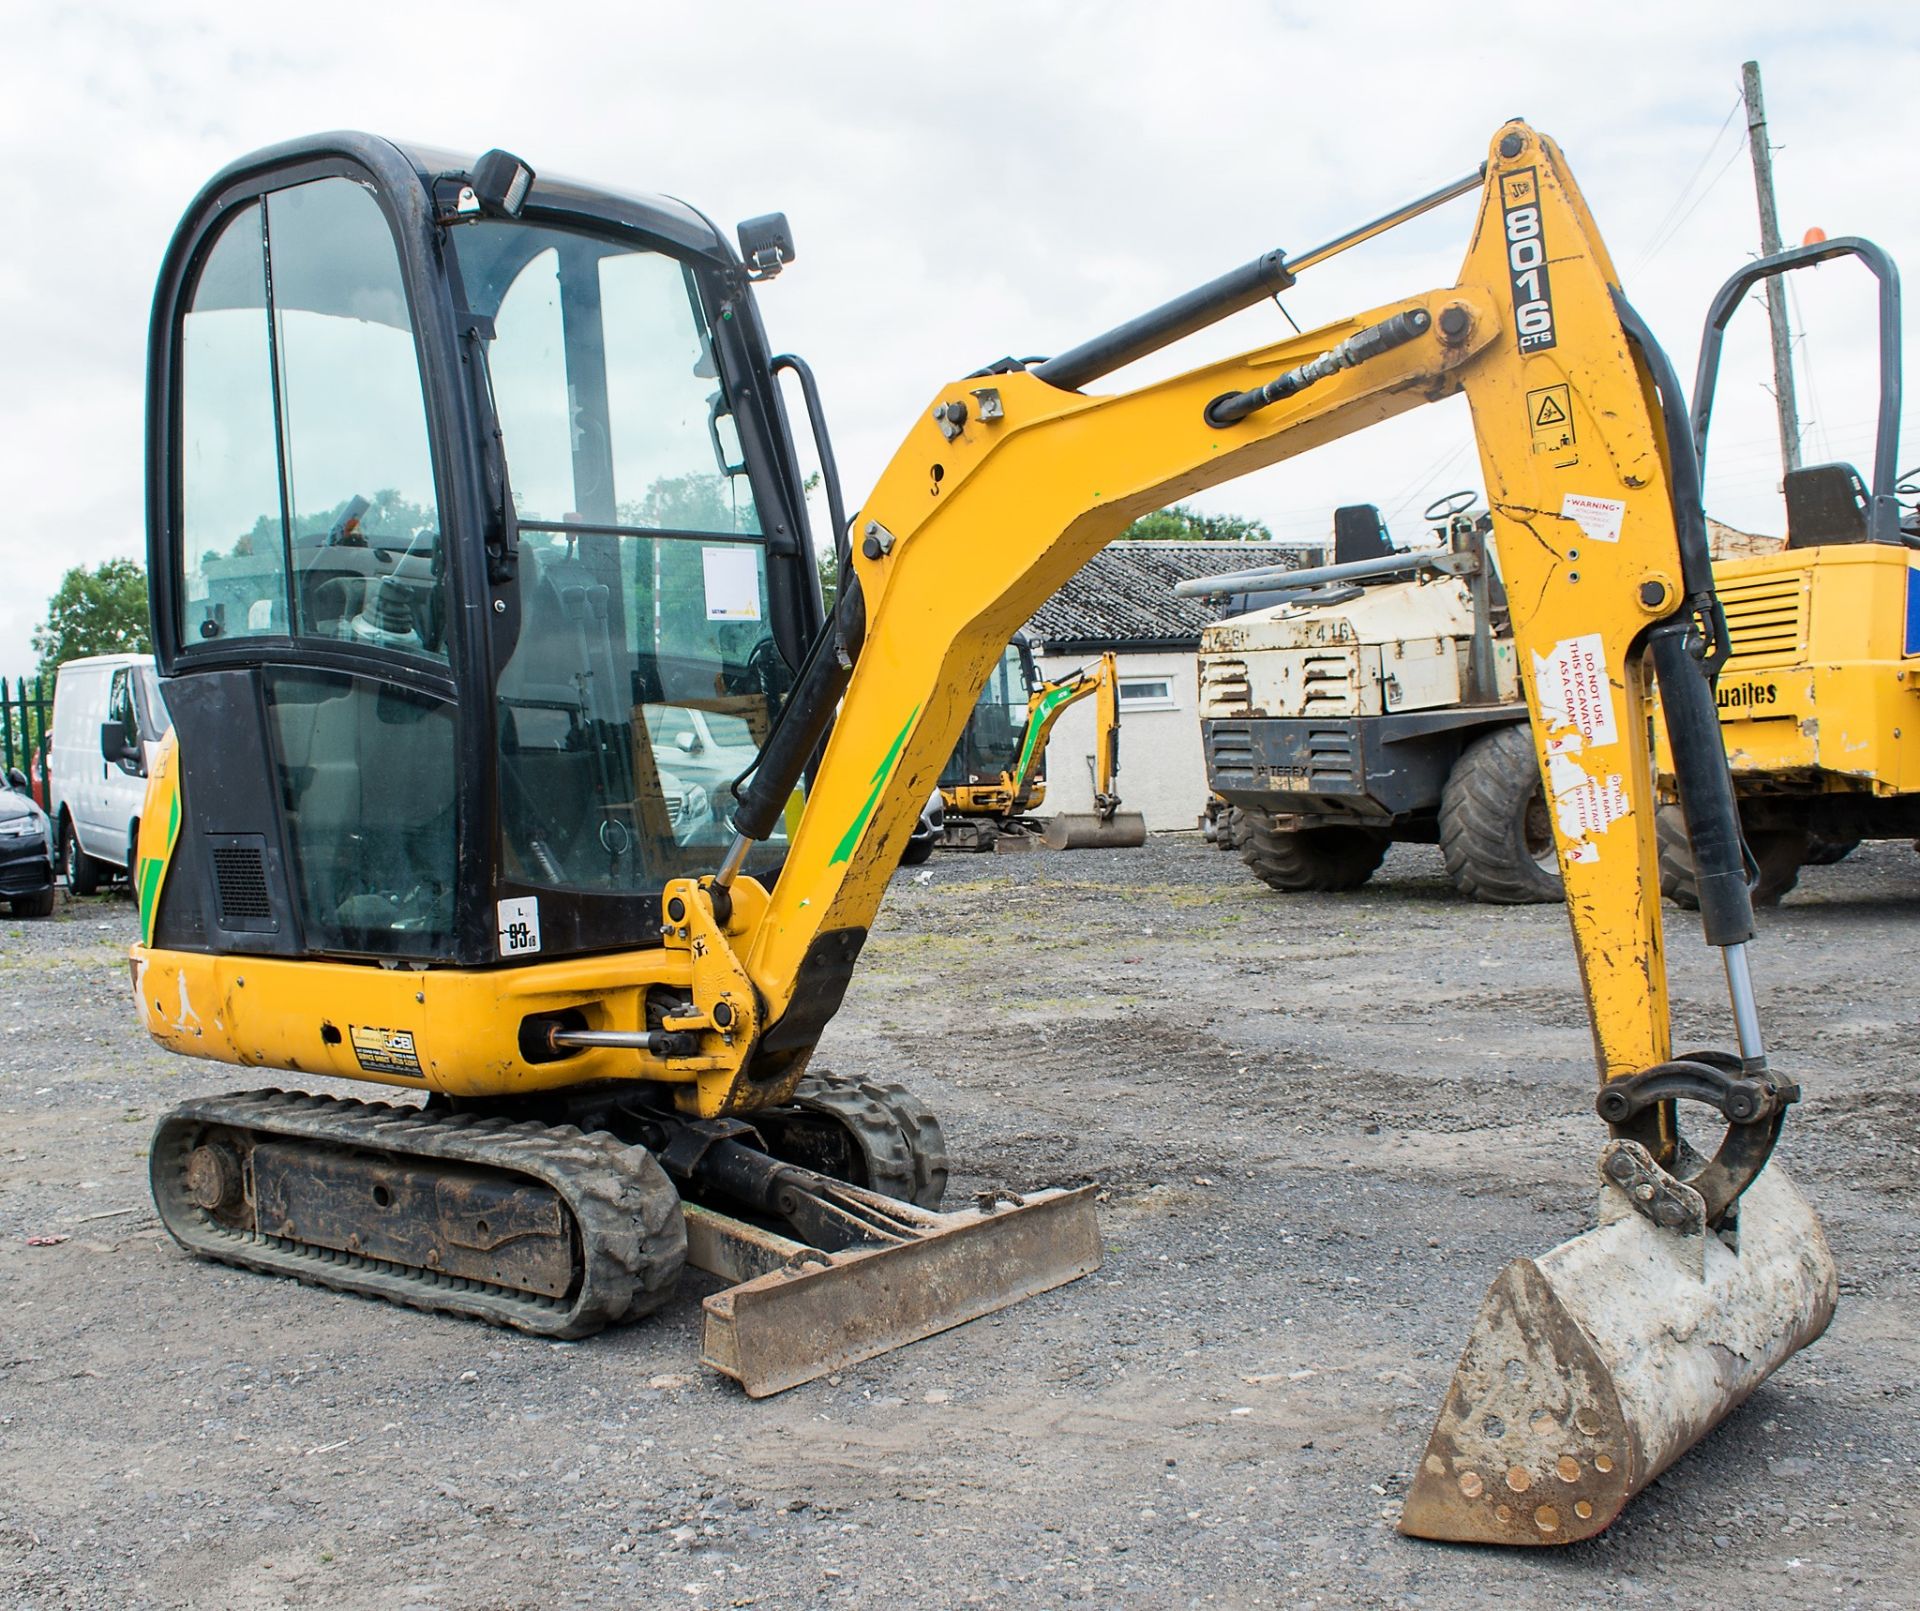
top-left (5, 767), bottom-right (26, 792)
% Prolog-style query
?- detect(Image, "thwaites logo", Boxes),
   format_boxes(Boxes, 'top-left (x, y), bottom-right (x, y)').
top-left (1501, 168), bottom-right (1556, 353)
top-left (1717, 681), bottom-right (1779, 711)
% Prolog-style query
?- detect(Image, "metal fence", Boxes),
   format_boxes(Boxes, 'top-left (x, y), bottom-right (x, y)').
top-left (2, 676), bottom-right (52, 803)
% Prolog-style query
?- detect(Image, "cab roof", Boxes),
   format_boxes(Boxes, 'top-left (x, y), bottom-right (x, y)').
top-left (190, 131), bottom-right (737, 264)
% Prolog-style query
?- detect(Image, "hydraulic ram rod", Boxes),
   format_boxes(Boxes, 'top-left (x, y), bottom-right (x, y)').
top-left (1030, 169), bottom-right (1482, 393)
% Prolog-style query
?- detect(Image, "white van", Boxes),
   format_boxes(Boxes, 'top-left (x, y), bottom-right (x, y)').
top-left (48, 654), bottom-right (173, 894)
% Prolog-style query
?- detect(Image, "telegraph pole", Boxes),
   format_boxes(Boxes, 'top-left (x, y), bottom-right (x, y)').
top-left (1741, 60), bottom-right (1802, 474)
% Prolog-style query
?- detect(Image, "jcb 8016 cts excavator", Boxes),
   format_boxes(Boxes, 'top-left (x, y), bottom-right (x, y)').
top-left (134, 122), bottom-right (1833, 1545)
top-left (937, 640), bottom-right (1146, 851)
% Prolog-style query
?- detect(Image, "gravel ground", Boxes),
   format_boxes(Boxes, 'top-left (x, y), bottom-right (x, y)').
top-left (2, 835), bottom-right (1916, 1609)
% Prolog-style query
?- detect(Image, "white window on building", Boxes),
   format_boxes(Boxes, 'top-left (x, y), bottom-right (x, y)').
top-left (1117, 676), bottom-right (1178, 712)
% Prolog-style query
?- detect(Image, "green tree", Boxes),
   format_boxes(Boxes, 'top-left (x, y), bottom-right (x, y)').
top-left (1119, 503), bottom-right (1272, 543)
top-left (33, 559), bottom-right (151, 683)
top-left (816, 548), bottom-right (840, 614)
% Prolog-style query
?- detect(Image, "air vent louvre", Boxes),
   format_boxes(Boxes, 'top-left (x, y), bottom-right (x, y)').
top-left (211, 844), bottom-right (272, 923)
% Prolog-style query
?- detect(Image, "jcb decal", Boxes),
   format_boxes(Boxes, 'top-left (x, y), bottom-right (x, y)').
top-left (1502, 167), bottom-right (1557, 353)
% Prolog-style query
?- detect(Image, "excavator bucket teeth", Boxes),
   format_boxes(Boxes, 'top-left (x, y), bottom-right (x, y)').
top-left (692, 1185), bottom-right (1102, 1397)
top-left (1400, 1162), bottom-right (1836, 1545)
top-left (1041, 812), bottom-right (1148, 850)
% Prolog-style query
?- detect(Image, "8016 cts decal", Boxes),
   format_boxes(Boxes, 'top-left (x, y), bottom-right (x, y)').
top-left (1501, 168), bottom-right (1556, 353)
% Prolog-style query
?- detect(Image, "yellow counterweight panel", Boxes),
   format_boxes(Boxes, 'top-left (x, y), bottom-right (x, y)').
top-left (136, 937), bottom-right (676, 1096)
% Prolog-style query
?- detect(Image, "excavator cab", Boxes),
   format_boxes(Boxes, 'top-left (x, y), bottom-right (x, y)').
top-left (937, 636), bottom-right (1040, 805)
top-left (138, 135), bottom-right (1100, 1388)
top-left (146, 136), bottom-right (822, 967)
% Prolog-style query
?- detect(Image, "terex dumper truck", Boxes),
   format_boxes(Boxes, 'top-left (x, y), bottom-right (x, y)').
top-left (1188, 496), bottom-right (1561, 903)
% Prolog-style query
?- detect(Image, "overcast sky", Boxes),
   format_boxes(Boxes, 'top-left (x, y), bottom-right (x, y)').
top-left (3, 1), bottom-right (1917, 679)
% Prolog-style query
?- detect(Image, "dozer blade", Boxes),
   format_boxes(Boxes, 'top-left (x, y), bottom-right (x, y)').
top-left (689, 1184), bottom-right (1102, 1397)
top-left (1040, 811), bottom-right (1148, 850)
top-left (1400, 1161), bottom-right (1835, 1545)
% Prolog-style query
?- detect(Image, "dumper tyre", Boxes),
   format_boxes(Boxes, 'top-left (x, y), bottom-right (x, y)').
top-left (1438, 725), bottom-right (1562, 905)
top-left (1657, 804), bottom-right (1805, 909)
top-left (1238, 813), bottom-right (1388, 892)
top-left (1803, 832), bottom-right (1860, 866)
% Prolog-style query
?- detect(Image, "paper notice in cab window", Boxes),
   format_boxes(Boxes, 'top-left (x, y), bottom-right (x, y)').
top-left (703, 546), bottom-right (763, 621)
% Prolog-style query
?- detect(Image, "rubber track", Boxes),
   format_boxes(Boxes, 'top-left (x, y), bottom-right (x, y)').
top-left (787, 1074), bottom-right (950, 1209)
top-left (150, 1090), bottom-right (686, 1339)
top-left (1437, 726), bottom-right (1562, 905)
top-left (1237, 812), bottom-right (1387, 892)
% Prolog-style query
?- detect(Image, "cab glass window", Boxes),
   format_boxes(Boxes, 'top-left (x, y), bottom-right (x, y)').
top-left (941, 643), bottom-right (1031, 788)
top-left (452, 221), bottom-right (791, 896)
top-left (268, 179), bottom-right (447, 659)
top-left (178, 203), bottom-right (288, 642)
top-left (264, 669), bottom-right (457, 958)
top-left (173, 177), bottom-right (448, 662)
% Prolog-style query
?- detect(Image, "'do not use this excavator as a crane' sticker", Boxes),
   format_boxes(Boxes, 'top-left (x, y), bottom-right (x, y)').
top-left (130, 121), bottom-right (1833, 1546)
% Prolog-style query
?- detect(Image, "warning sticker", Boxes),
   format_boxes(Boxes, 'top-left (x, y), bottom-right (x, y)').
top-left (1546, 752), bottom-right (1630, 853)
top-left (1562, 492), bottom-right (1626, 544)
top-left (352, 1025), bottom-right (424, 1079)
top-left (1532, 633), bottom-right (1619, 755)
top-left (1527, 383), bottom-right (1575, 457)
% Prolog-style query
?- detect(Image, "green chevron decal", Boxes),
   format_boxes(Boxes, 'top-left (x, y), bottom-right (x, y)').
top-left (829, 706), bottom-right (920, 866)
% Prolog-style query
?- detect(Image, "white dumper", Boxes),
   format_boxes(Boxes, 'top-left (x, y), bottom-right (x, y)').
top-left (1189, 496), bottom-right (1561, 904)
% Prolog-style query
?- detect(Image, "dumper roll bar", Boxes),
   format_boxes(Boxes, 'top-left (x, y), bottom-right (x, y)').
top-left (1691, 236), bottom-right (1904, 544)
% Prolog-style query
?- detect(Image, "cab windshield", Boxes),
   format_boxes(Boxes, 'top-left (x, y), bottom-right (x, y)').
top-left (451, 220), bottom-right (793, 892)
top-left (940, 642), bottom-right (1033, 789)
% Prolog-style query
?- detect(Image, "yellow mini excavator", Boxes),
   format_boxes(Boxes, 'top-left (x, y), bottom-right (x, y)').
top-left (134, 123), bottom-right (1833, 1545)
top-left (937, 640), bottom-right (1146, 851)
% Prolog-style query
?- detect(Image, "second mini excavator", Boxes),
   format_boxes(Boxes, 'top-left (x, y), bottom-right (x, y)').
top-left (936, 639), bottom-right (1146, 851)
top-left (133, 121), bottom-right (1832, 1545)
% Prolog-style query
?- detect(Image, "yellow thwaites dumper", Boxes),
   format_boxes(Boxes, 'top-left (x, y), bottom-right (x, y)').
top-left (1655, 237), bottom-right (1920, 901)
top-left (132, 123), bottom-right (1833, 1544)
top-left (936, 640), bottom-right (1146, 851)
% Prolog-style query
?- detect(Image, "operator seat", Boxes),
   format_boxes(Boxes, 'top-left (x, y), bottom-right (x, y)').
top-left (1783, 463), bottom-right (1872, 548)
top-left (1332, 503), bottom-right (1393, 564)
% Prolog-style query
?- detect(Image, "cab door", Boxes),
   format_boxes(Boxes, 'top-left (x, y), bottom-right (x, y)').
top-left (149, 155), bottom-right (471, 959)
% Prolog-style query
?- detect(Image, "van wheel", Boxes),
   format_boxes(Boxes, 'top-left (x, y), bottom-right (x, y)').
top-left (1438, 726), bottom-right (1563, 905)
top-left (10, 888), bottom-right (56, 920)
top-left (62, 816), bottom-right (104, 897)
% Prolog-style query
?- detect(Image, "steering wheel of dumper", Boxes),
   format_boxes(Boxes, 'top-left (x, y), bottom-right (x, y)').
top-left (1423, 489), bottom-right (1478, 523)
